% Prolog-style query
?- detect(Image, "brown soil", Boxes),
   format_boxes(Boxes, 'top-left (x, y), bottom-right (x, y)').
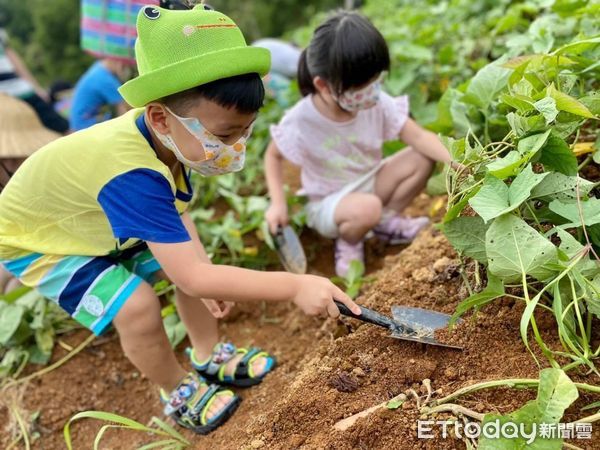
top-left (2, 196), bottom-right (600, 449)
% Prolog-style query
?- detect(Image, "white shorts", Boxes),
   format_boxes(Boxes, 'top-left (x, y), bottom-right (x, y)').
top-left (305, 161), bottom-right (386, 239)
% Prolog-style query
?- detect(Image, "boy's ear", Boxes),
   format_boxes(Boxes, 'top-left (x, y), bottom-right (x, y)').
top-left (146, 103), bottom-right (171, 134)
top-left (313, 76), bottom-right (331, 96)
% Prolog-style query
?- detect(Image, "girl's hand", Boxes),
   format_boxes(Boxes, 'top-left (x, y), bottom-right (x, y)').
top-left (450, 161), bottom-right (468, 172)
top-left (450, 161), bottom-right (470, 174)
top-left (265, 201), bottom-right (289, 234)
top-left (291, 274), bottom-right (361, 318)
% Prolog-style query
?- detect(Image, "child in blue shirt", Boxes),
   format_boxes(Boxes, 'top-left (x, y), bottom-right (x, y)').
top-left (69, 58), bottom-right (129, 130)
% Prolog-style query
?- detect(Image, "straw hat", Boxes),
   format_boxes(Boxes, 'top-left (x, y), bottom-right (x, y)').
top-left (0, 94), bottom-right (60, 158)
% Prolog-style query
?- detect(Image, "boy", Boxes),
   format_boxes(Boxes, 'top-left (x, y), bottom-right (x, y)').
top-left (69, 57), bottom-right (129, 131)
top-left (0, 5), bottom-right (360, 434)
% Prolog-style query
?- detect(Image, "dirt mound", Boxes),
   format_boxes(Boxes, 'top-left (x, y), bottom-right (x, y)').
top-left (3, 225), bottom-right (600, 449)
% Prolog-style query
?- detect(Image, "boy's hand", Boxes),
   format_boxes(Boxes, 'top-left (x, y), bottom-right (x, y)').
top-left (292, 274), bottom-right (361, 318)
top-left (202, 299), bottom-right (235, 319)
top-left (265, 201), bottom-right (289, 234)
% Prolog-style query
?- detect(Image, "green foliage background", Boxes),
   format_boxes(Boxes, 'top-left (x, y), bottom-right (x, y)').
top-left (0, 0), bottom-right (342, 85)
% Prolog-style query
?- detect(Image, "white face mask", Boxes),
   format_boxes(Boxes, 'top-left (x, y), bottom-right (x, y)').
top-left (154, 107), bottom-right (252, 177)
top-left (333, 73), bottom-right (384, 112)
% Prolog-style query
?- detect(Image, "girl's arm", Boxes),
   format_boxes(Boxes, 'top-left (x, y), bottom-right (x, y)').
top-left (264, 140), bottom-right (289, 233)
top-left (399, 118), bottom-right (455, 166)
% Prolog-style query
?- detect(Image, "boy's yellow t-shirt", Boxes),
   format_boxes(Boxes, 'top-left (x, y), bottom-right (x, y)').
top-left (0, 108), bottom-right (193, 259)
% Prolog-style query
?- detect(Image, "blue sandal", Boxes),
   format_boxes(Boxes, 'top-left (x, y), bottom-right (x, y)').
top-left (160, 372), bottom-right (240, 435)
top-left (186, 343), bottom-right (277, 388)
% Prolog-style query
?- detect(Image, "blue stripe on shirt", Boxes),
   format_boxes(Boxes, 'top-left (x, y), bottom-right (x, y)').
top-left (97, 168), bottom-right (191, 244)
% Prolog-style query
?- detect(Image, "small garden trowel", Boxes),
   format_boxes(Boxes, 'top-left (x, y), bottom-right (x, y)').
top-left (272, 225), bottom-right (307, 274)
top-left (334, 300), bottom-right (462, 349)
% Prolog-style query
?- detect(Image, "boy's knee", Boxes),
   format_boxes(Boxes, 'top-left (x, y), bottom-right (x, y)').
top-left (113, 283), bottom-right (162, 336)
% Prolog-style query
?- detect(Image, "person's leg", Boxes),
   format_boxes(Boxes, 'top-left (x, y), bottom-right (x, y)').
top-left (21, 93), bottom-right (69, 134)
top-left (334, 192), bottom-right (383, 243)
top-left (330, 192), bottom-right (382, 275)
top-left (374, 148), bottom-right (435, 212)
top-left (112, 281), bottom-right (233, 417)
top-left (175, 285), bottom-right (269, 377)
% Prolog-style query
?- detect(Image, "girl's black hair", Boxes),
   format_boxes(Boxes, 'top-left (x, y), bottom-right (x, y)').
top-left (298, 11), bottom-right (390, 97)
top-left (160, 72), bottom-right (265, 114)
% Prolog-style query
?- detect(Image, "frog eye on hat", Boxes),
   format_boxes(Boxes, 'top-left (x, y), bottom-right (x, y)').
top-left (143, 6), bottom-right (161, 20)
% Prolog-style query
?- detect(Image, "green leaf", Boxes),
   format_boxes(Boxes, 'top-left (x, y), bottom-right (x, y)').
top-left (550, 228), bottom-right (593, 269)
top-left (501, 93), bottom-right (536, 114)
top-left (469, 165), bottom-right (548, 223)
top-left (0, 303), bottom-right (25, 345)
top-left (533, 96), bottom-right (559, 124)
top-left (549, 198), bottom-right (600, 227)
top-left (443, 216), bottom-right (488, 263)
top-left (530, 173), bottom-right (594, 202)
top-left (486, 151), bottom-right (526, 180)
top-left (517, 129), bottom-right (552, 156)
top-left (579, 94), bottom-right (600, 115)
top-left (547, 84), bottom-right (595, 118)
top-left (443, 187), bottom-right (480, 223)
top-left (479, 368), bottom-right (578, 450)
top-left (426, 171), bottom-right (447, 196)
top-left (346, 260), bottom-right (365, 284)
top-left (507, 112), bottom-right (547, 137)
top-left (0, 285), bottom-right (33, 304)
top-left (588, 274), bottom-right (600, 319)
top-left (450, 273), bottom-right (504, 326)
top-left (486, 215), bottom-right (557, 282)
top-left (537, 368), bottom-right (579, 423)
top-left (28, 343), bottom-right (52, 365)
top-left (35, 327), bottom-right (54, 356)
top-left (551, 36), bottom-right (600, 56)
top-left (464, 62), bottom-right (512, 110)
top-left (538, 135), bottom-right (578, 176)
top-left (163, 313), bottom-right (188, 349)
top-left (386, 399), bottom-right (403, 410)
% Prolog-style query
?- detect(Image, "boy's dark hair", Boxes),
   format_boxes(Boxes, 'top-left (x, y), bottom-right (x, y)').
top-left (160, 72), bottom-right (265, 114)
top-left (298, 11), bottom-right (390, 97)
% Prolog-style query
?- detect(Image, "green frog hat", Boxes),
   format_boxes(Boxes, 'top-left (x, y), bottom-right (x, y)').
top-left (119, 3), bottom-right (271, 107)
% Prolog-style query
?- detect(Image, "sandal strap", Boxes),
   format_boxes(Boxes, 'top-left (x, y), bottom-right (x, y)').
top-left (189, 343), bottom-right (272, 382)
top-left (163, 373), bottom-right (203, 416)
top-left (189, 384), bottom-right (221, 422)
top-left (205, 342), bottom-right (237, 376)
top-left (235, 347), bottom-right (265, 379)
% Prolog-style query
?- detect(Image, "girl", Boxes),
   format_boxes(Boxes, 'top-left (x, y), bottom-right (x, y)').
top-left (265, 11), bottom-right (457, 276)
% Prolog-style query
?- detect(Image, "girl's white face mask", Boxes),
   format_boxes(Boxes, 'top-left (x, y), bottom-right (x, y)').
top-left (333, 73), bottom-right (384, 112)
top-left (154, 107), bottom-right (252, 177)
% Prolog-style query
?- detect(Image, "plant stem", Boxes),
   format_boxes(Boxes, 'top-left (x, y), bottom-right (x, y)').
top-left (563, 443), bottom-right (584, 450)
top-left (570, 412), bottom-right (600, 424)
top-left (420, 403), bottom-right (485, 421)
top-left (2, 333), bottom-right (95, 391)
top-left (432, 378), bottom-right (600, 407)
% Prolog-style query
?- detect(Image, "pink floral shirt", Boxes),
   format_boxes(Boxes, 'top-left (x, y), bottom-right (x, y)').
top-left (270, 92), bottom-right (410, 200)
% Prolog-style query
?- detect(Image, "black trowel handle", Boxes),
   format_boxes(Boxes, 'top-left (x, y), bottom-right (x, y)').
top-left (334, 300), bottom-right (399, 331)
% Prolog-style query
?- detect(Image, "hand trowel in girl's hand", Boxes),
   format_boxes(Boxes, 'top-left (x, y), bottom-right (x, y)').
top-left (272, 225), bottom-right (307, 274)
